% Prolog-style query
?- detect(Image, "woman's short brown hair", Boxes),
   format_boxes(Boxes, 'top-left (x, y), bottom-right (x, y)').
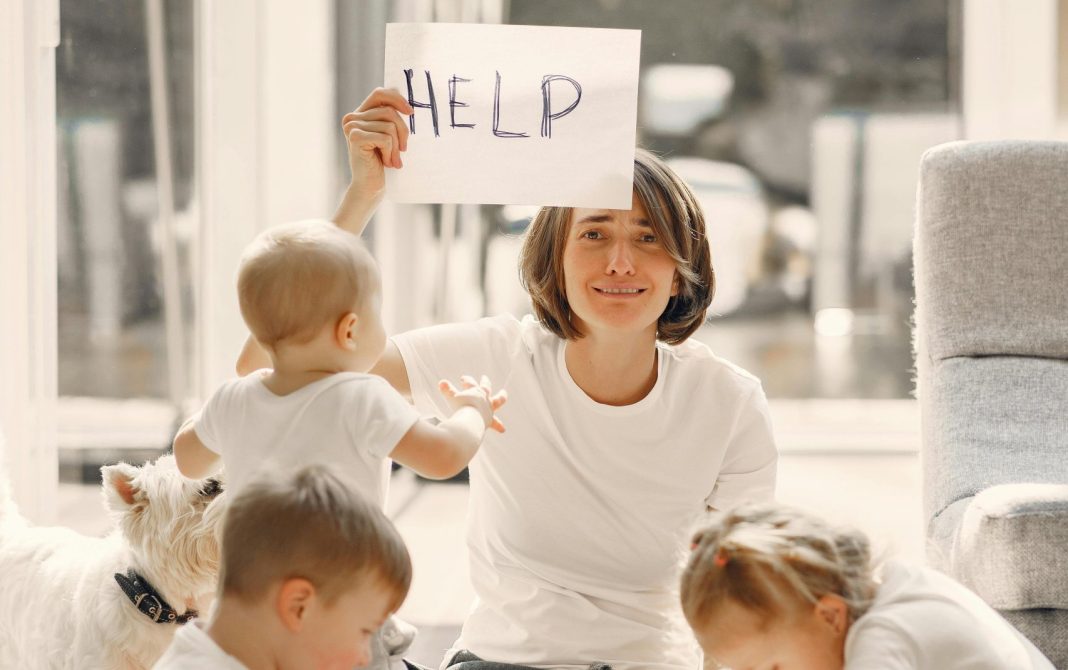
top-left (518, 148), bottom-right (715, 345)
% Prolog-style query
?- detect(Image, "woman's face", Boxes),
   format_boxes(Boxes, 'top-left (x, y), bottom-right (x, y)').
top-left (562, 193), bottom-right (678, 340)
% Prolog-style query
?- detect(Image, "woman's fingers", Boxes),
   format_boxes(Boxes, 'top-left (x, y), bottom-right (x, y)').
top-left (347, 119), bottom-right (403, 168)
top-left (353, 106), bottom-right (410, 152)
top-left (490, 417), bottom-right (506, 433)
top-left (345, 127), bottom-right (397, 169)
top-left (438, 379), bottom-right (458, 396)
top-left (342, 89), bottom-right (413, 170)
top-left (355, 87), bottom-right (414, 116)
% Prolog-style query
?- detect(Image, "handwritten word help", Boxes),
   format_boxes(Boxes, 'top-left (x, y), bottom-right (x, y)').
top-left (402, 70), bottom-right (583, 139)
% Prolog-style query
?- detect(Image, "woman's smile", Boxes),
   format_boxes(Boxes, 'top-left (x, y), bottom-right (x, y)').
top-left (593, 285), bottom-right (646, 296)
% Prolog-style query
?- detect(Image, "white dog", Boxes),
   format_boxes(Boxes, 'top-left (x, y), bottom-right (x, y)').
top-left (0, 447), bottom-right (226, 669)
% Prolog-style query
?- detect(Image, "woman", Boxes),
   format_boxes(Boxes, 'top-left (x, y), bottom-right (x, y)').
top-left (245, 88), bottom-right (777, 670)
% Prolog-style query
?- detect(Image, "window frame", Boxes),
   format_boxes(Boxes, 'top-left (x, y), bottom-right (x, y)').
top-left (0, 0), bottom-right (60, 523)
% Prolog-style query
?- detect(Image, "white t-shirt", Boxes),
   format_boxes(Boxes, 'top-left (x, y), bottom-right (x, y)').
top-left (195, 371), bottom-right (420, 504)
top-left (394, 314), bottom-right (777, 670)
top-left (845, 562), bottom-right (1055, 669)
top-left (153, 622), bottom-right (248, 670)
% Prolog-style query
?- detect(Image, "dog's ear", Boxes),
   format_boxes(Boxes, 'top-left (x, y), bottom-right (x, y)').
top-left (102, 462), bottom-right (143, 511)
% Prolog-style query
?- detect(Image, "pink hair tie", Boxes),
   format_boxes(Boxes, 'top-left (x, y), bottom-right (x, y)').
top-left (714, 551), bottom-right (729, 568)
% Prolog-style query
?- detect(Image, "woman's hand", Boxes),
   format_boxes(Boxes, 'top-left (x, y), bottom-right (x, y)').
top-left (342, 88), bottom-right (413, 197)
top-left (334, 88), bottom-right (413, 235)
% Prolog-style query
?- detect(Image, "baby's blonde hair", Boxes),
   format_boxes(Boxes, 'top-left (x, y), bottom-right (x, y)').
top-left (680, 502), bottom-right (876, 632)
top-left (219, 464), bottom-right (411, 610)
top-left (237, 220), bottom-right (375, 347)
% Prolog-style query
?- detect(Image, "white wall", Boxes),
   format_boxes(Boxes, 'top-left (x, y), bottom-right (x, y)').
top-left (963, 0), bottom-right (1058, 140)
top-left (196, 0), bottom-right (337, 396)
top-left (0, 0), bottom-right (59, 523)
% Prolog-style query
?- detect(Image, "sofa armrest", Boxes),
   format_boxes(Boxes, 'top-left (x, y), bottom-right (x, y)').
top-left (952, 483), bottom-right (1068, 610)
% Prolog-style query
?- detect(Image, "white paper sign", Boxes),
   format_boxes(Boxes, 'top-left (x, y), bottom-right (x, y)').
top-left (383, 23), bottom-right (641, 208)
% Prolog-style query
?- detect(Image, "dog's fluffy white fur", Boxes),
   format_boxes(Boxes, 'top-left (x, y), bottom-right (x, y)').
top-left (0, 443), bottom-right (225, 669)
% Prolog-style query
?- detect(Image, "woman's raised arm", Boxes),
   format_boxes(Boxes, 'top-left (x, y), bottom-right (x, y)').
top-left (333, 88), bottom-right (413, 236)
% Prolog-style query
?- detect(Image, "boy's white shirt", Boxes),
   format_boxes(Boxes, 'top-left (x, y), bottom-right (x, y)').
top-left (845, 561), bottom-right (1055, 670)
top-left (152, 622), bottom-right (248, 670)
top-left (394, 314), bottom-right (777, 670)
top-left (194, 370), bottom-right (419, 503)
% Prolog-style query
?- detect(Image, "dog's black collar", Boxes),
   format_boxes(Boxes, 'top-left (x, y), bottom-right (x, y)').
top-left (113, 570), bottom-right (198, 625)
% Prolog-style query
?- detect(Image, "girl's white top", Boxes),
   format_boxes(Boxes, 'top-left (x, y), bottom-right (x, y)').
top-left (394, 314), bottom-right (777, 670)
top-left (845, 561), bottom-right (1055, 669)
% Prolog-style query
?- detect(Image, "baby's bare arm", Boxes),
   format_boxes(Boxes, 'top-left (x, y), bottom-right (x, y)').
top-left (389, 375), bottom-right (506, 478)
top-left (173, 418), bottom-right (221, 479)
top-left (390, 410), bottom-right (485, 480)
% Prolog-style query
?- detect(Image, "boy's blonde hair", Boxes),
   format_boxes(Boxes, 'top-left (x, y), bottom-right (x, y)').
top-left (218, 464), bottom-right (411, 610)
top-left (238, 220), bottom-right (375, 347)
top-left (680, 502), bottom-right (876, 632)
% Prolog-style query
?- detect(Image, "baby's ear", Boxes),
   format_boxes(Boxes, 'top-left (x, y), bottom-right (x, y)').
top-left (336, 312), bottom-right (359, 350)
top-left (102, 462), bottom-right (143, 511)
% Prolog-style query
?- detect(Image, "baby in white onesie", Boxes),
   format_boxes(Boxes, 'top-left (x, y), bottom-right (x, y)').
top-left (173, 219), bottom-right (505, 669)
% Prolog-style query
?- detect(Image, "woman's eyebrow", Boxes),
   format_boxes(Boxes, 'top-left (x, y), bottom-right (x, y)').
top-left (574, 214), bottom-right (653, 227)
top-left (574, 213), bottom-right (613, 225)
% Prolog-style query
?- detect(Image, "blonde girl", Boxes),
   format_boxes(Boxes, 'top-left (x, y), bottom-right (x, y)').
top-left (680, 503), bottom-right (1054, 670)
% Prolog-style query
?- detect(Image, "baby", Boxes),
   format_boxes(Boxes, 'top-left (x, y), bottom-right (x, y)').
top-left (174, 220), bottom-right (505, 668)
top-left (174, 219), bottom-right (505, 498)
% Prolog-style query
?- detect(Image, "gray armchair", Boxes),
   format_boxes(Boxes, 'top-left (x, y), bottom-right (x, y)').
top-left (914, 140), bottom-right (1068, 667)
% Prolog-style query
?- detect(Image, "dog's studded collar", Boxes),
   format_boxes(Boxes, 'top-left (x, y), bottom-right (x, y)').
top-left (113, 570), bottom-right (198, 625)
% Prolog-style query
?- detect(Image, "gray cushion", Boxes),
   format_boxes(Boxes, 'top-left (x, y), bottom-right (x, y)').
top-left (1001, 609), bottom-right (1068, 669)
top-left (953, 484), bottom-right (1068, 610)
top-left (915, 140), bottom-right (1068, 361)
top-left (921, 355), bottom-right (1068, 519)
top-left (928, 495), bottom-right (1068, 667)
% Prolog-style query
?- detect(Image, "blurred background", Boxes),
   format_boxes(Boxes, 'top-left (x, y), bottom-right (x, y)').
top-left (49, 0), bottom-right (963, 471)
top-left (2, 0), bottom-right (1066, 661)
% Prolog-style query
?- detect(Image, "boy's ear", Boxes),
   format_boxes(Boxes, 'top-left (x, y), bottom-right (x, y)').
top-left (335, 312), bottom-right (359, 350)
top-left (814, 594), bottom-right (849, 637)
top-left (276, 577), bottom-right (317, 632)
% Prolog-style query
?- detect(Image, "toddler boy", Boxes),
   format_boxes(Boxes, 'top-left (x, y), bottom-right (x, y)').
top-left (154, 465), bottom-right (413, 669)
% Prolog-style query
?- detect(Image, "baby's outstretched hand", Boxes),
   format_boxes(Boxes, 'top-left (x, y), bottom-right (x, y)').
top-left (438, 375), bottom-right (507, 433)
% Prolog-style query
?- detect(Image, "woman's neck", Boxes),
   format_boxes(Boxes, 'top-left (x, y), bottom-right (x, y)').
top-left (563, 329), bottom-right (659, 406)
